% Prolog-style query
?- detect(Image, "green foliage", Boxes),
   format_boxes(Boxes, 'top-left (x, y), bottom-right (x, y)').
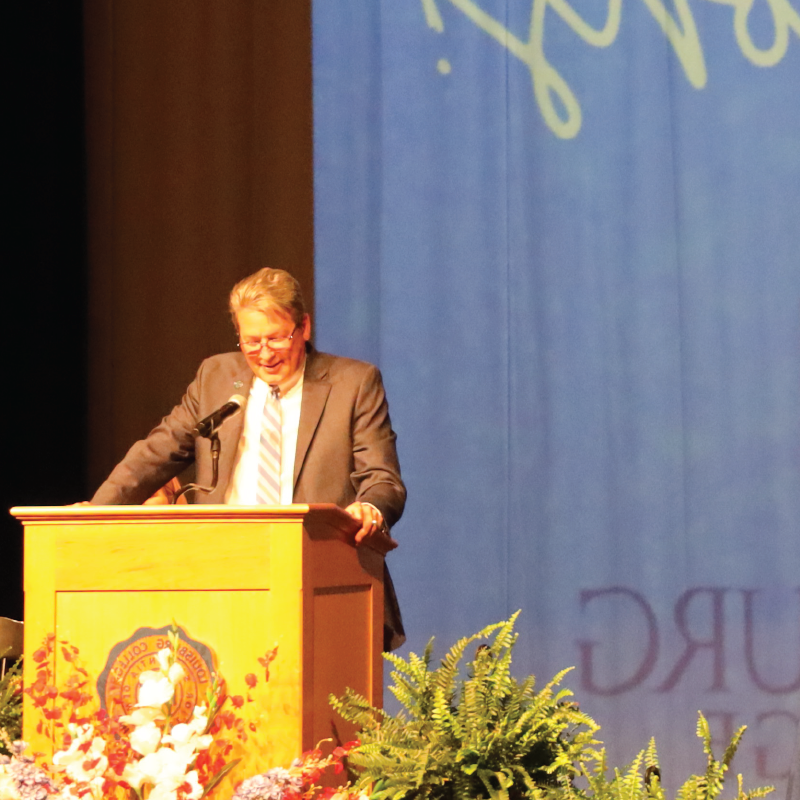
top-left (0, 651), bottom-right (23, 755)
top-left (330, 612), bottom-right (600, 800)
top-left (331, 615), bottom-right (774, 800)
top-left (574, 713), bottom-right (773, 800)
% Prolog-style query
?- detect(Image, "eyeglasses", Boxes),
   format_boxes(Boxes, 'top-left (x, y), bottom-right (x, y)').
top-left (239, 326), bottom-right (299, 353)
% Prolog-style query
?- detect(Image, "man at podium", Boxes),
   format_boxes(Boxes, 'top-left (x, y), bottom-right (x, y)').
top-left (89, 268), bottom-right (406, 648)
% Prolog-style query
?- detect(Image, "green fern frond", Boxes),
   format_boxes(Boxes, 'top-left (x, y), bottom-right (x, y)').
top-left (721, 725), bottom-right (746, 768)
top-left (696, 712), bottom-right (713, 762)
top-left (744, 785), bottom-right (776, 799)
top-left (644, 738), bottom-right (659, 771)
top-left (476, 766), bottom-right (513, 800)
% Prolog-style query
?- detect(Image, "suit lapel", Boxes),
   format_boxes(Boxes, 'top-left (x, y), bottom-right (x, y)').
top-left (216, 360), bottom-right (254, 496)
top-left (294, 350), bottom-right (330, 487)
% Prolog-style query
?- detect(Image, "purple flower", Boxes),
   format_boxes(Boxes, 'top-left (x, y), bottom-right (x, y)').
top-left (231, 766), bottom-right (304, 800)
top-left (8, 756), bottom-right (59, 799)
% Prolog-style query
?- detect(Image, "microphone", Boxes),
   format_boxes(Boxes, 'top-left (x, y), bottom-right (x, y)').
top-left (193, 395), bottom-right (246, 438)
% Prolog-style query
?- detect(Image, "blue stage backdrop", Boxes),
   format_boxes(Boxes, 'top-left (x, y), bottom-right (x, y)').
top-left (313, 1), bottom-right (800, 789)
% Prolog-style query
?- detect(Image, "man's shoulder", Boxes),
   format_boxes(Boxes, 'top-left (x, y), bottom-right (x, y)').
top-left (194, 351), bottom-right (251, 385)
top-left (306, 348), bottom-right (381, 382)
top-left (199, 351), bottom-right (247, 367)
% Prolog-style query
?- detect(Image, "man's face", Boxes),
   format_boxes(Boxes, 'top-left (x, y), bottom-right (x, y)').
top-left (236, 307), bottom-right (311, 390)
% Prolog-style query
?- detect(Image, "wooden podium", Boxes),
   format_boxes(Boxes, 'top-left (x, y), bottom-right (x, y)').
top-left (11, 504), bottom-right (388, 776)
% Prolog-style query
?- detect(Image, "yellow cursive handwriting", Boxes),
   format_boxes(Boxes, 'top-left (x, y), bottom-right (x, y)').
top-left (706, 0), bottom-right (800, 67)
top-left (423, 0), bottom-right (798, 138)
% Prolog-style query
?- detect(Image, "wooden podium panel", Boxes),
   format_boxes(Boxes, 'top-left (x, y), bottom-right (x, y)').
top-left (11, 504), bottom-right (386, 777)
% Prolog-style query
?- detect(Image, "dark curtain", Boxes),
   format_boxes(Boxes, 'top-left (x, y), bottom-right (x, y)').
top-left (3, 1), bottom-right (88, 621)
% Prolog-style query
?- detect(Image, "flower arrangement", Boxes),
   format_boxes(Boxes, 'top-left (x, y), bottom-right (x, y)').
top-left (230, 745), bottom-right (362, 800)
top-left (0, 616), bottom-right (777, 800)
top-left (1, 628), bottom-right (359, 800)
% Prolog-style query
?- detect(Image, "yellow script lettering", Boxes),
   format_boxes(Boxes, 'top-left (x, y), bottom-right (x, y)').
top-left (422, 0), bottom-right (797, 138)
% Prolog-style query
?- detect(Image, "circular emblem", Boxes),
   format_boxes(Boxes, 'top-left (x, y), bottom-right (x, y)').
top-left (97, 626), bottom-right (216, 723)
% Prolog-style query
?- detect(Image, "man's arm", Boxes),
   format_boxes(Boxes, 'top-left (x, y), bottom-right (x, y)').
top-left (346, 363), bottom-right (406, 542)
top-left (90, 368), bottom-right (203, 504)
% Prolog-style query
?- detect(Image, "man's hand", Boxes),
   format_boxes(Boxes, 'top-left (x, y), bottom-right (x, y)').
top-left (345, 501), bottom-right (386, 544)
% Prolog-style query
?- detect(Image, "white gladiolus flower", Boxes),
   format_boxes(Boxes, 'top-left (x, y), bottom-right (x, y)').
top-left (167, 662), bottom-right (186, 685)
top-left (137, 744), bottom-right (195, 784)
top-left (121, 761), bottom-right (147, 792)
top-left (129, 721), bottom-right (162, 756)
top-left (155, 647), bottom-right (171, 673)
top-left (154, 647), bottom-right (186, 684)
top-left (120, 706), bottom-right (164, 727)
top-left (161, 704), bottom-right (212, 756)
top-left (0, 769), bottom-right (21, 800)
top-left (182, 769), bottom-right (204, 800)
top-left (148, 786), bottom-right (179, 800)
top-left (162, 724), bottom-right (213, 758)
top-left (137, 674), bottom-right (175, 708)
top-left (84, 776), bottom-right (107, 800)
top-left (124, 746), bottom-right (196, 800)
top-left (189, 704), bottom-right (209, 729)
top-left (53, 726), bottom-right (108, 786)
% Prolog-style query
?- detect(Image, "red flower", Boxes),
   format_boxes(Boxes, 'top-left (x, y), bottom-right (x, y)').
top-left (257, 646), bottom-right (278, 682)
top-left (108, 751), bottom-right (128, 775)
top-left (218, 710), bottom-right (235, 729)
top-left (195, 751), bottom-right (210, 770)
top-left (231, 695), bottom-right (244, 708)
top-left (245, 673), bottom-right (257, 689)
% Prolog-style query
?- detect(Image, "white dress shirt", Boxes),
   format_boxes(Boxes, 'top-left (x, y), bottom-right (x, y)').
top-left (226, 373), bottom-right (304, 505)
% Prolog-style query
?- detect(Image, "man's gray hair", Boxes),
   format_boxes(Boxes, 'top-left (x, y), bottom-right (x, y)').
top-left (229, 268), bottom-right (307, 327)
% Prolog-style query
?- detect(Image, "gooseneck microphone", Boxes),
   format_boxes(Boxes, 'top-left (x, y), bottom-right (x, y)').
top-left (193, 394), bottom-right (246, 438)
top-left (173, 394), bottom-right (247, 503)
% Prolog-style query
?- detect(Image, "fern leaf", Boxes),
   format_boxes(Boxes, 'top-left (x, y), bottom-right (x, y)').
top-left (721, 725), bottom-right (746, 768)
top-left (696, 712), bottom-right (713, 763)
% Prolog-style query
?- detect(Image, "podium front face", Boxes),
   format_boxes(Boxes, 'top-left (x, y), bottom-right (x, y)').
top-left (13, 505), bottom-right (384, 774)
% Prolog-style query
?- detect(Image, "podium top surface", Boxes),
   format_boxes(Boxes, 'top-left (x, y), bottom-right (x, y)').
top-left (10, 503), bottom-right (398, 554)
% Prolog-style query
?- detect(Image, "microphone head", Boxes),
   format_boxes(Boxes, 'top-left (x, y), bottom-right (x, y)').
top-left (194, 394), bottom-right (247, 438)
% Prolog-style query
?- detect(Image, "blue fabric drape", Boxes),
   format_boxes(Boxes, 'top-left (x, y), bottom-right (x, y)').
top-left (314, 1), bottom-right (800, 788)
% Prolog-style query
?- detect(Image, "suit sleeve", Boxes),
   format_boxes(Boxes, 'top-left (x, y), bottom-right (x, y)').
top-left (350, 365), bottom-right (406, 528)
top-left (90, 366), bottom-right (204, 505)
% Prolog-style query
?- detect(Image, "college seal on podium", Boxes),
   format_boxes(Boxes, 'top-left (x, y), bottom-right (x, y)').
top-left (97, 626), bottom-right (216, 722)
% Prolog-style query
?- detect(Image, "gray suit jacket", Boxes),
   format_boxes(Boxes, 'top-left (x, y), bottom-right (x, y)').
top-left (92, 347), bottom-right (407, 647)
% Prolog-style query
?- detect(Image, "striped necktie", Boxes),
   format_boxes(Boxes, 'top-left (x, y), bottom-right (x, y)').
top-left (256, 385), bottom-right (281, 505)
